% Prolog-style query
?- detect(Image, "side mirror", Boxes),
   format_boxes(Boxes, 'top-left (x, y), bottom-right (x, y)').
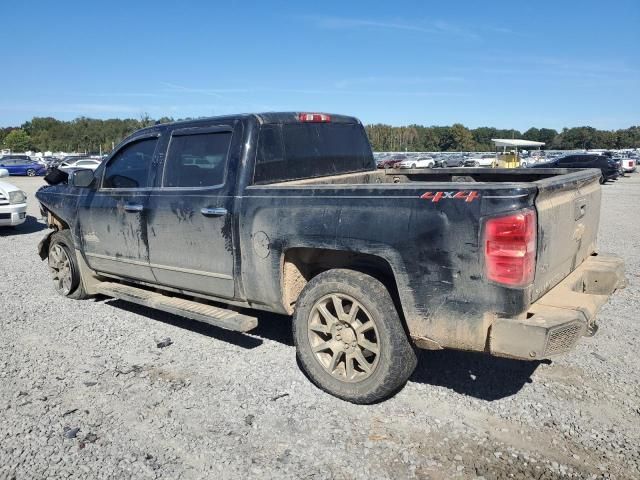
top-left (0, 168), bottom-right (8, 178)
top-left (69, 168), bottom-right (95, 188)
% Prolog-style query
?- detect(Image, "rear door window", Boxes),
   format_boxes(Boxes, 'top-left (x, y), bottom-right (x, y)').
top-left (163, 131), bottom-right (232, 188)
top-left (103, 137), bottom-right (158, 189)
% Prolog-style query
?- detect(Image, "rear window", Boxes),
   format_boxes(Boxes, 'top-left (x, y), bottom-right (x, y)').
top-left (253, 123), bottom-right (373, 184)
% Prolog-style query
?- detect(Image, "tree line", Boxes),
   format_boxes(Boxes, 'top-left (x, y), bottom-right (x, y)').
top-left (0, 115), bottom-right (170, 154)
top-left (1, 116), bottom-right (638, 154)
top-left (366, 124), bottom-right (640, 152)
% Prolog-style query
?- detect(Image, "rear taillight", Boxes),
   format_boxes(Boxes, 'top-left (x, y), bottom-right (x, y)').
top-left (484, 209), bottom-right (536, 287)
top-left (298, 113), bottom-right (331, 123)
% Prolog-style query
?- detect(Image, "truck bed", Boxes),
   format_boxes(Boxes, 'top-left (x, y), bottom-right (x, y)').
top-left (244, 167), bottom-right (602, 350)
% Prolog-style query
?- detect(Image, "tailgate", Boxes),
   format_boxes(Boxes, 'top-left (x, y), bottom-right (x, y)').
top-left (532, 169), bottom-right (601, 301)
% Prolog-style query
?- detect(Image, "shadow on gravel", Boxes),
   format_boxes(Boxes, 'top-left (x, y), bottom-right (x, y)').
top-left (104, 298), bottom-right (294, 349)
top-left (0, 215), bottom-right (46, 235)
top-left (410, 349), bottom-right (549, 401)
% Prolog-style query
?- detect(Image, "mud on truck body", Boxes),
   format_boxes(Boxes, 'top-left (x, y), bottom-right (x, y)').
top-left (36, 112), bottom-right (625, 403)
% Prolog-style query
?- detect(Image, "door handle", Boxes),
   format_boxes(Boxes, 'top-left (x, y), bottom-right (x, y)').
top-left (201, 207), bottom-right (227, 216)
top-left (124, 204), bottom-right (144, 212)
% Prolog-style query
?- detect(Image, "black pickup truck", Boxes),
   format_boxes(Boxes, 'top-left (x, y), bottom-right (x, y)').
top-left (36, 112), bottom-right (624, 403)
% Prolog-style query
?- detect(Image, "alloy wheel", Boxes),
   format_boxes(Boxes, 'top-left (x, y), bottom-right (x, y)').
top-left (48, 244), bottom-right (73, 295)
top-left (307, 293), bottom-right (380, 382)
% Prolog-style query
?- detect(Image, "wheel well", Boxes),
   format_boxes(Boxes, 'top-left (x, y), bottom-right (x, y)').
top-left (37, 211), bottom-right (71, 260)
top-left (46, 210), bottom-right (70, 231)
top-left (282, 248), bottom-right (403, 318)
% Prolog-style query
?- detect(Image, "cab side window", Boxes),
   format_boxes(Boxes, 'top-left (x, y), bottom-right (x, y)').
top-left (163, 131), bottom-right (232, 188)
top-left (103, 137), bottom-right (158, 189)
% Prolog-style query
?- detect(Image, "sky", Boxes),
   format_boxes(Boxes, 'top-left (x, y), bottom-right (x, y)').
top-left (1, 0), bottom-right (638, 130)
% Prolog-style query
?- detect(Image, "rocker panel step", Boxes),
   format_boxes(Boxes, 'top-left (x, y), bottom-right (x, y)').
top-left (95, 282), bottom-right (258, 332)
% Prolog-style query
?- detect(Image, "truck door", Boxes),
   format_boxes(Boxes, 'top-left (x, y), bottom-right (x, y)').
top-left (145, 124), bottom-right (238, 299)
top-left (77, 134), bottom-right (159, 281)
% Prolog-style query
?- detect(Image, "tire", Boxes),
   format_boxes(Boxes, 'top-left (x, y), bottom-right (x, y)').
top-left (292, 269), bottom-right (417, 403)
top-left (411, 163), bottom-right (417, 169)
top-left (599, 175), bottom-right (605, 185)
top-left (26, 169), bottom-right (36, 177)
top-left (442, 161), bottom-right (448, 168)
top-left (473, 161), bottom-right (480, 167)
top-left (47, 230), bottom-right (90, 299)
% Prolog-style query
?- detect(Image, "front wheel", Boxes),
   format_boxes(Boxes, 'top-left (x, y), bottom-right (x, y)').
top-left (599, 175), bottom-right (605, 185)
top-left (442, 161), bottom-right (448, 168)
top-left (48, 230), bottom-right (90, 299)
top-left (26, 169), bottom-right (36, 177)
top-left (411, 163), bottom-right (417, 169)
top-left (293, 269), bottom-right (417, 403)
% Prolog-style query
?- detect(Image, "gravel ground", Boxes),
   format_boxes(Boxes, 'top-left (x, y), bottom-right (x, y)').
top-left (1, 173), bottom-right (639, 480)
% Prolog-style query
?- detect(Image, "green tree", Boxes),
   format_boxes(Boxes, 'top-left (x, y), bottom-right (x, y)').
top-left (441, 124), bottom-right (475, 151)
top-left (2, 129), bottom-right (32, 151)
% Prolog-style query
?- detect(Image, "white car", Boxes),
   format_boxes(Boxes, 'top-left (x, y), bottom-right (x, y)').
top-left (398, 156), bottom-right (436, 169)
top-left (58, 158), bottom-right (102, 171)
top-left (621, 158), bottom-right (637, 173)
top-left (0, 168), bottom-right (27, 227)
top-left (464, 154), bottom-right (496, 167)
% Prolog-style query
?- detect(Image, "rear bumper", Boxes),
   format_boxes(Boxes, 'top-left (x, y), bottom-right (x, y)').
top-left (490, 254), bottom-right (625, 360)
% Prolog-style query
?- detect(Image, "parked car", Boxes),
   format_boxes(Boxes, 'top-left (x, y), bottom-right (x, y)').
top-left (0, 168), bottom-right (27, 227)
top-left (36, 112), bottom-right (624, 404)
top-left (439, 156), bottom-right (464, 168)
top-left (39, 156), bottom-right (58, 167)
top-left (621, 158), bottom-right (637, 173)
top-left (398, 156), bottom-right (435, 169)
top-left (377, 154), bottom-right (407, 169)
top-left (464, 154), bottom-right (496, 168)
top-left (530, 154), bottom-right (619, 184)
top-left (0, 157), bottom-right (47, 176)
top-left (57, 158), bottom-right (102, 171)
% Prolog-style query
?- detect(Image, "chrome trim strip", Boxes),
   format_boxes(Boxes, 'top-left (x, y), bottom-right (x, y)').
top-left (483, 194), bottom-right (530, 199)
top-left (85, 252), bottom-right (233, 280)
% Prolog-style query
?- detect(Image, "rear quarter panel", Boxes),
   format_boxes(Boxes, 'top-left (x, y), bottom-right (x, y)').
top-left (239, 183), bottom-right (536, 350)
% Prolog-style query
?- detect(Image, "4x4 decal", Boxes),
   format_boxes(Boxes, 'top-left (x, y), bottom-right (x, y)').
top-left (420, 191), bottom-right (480, 203)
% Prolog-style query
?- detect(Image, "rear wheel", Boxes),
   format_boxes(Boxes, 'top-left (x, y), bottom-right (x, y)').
top-left (293, 269), bottom-right (417, 403)
top-left (48, 230), bottom-right (90, 299)
top-left (442, 161), bottom-right (448, 168)
top-left (26, 168), bottom-right (36, 177)
top-left (599, 175), bottom-right (605, 185)
top-left (411, 163), bottom-right (417, 169)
